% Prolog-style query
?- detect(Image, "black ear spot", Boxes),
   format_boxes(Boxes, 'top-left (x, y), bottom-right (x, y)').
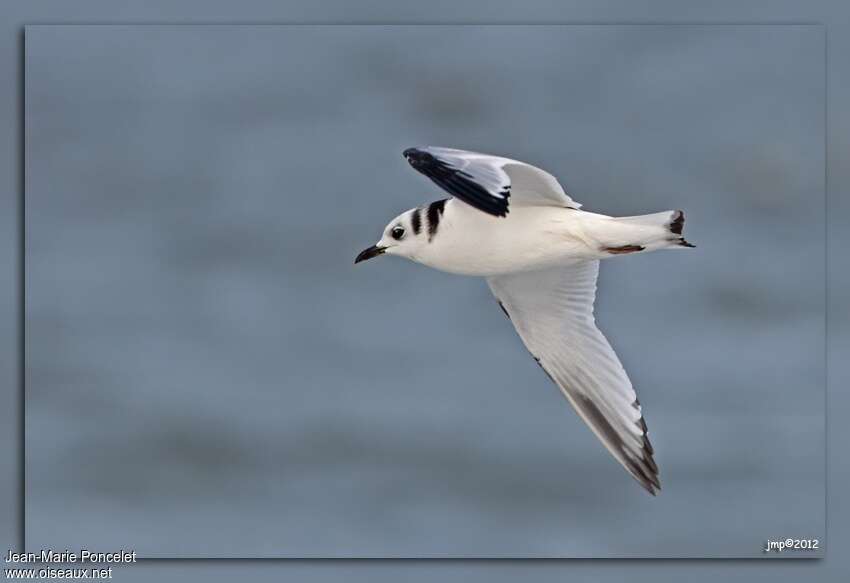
top-left (411, 208), bottom-right (422, 235)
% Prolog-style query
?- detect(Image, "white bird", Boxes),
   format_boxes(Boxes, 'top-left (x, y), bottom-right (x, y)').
top-left (355, 147), bottom-right (695, 495)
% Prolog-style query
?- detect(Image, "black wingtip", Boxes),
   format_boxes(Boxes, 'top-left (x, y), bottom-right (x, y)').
top-left (403, 147), bottom-right (429, 165)
top-left (633, 453), bottom-right (661, 496)
top-left (403, 148), bottom-right (442, 176)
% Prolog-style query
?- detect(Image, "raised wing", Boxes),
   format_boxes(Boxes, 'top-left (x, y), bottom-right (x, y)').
top-left (403, 146), bottom-right (581, 218)
top-left (487, 261), bottom-right (660, 495)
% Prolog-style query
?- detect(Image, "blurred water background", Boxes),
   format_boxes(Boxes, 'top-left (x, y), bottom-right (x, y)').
top-left (25, 25), bottom-right (824, 557)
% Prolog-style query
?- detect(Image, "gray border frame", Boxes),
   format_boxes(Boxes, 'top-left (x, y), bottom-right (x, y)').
top-left (21, 22), bottom-right (828, 560)
top-left (2, 1), bottom-right (848, 581)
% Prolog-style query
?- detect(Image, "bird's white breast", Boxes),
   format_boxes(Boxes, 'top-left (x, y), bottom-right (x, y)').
top-left (412, 200), bottom-right (599, 276)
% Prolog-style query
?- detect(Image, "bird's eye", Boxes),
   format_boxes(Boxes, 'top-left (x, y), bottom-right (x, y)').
top-left (391, 226), bottom-right (405, 240)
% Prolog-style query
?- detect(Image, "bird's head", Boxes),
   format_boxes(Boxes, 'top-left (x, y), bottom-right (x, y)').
top-left (355, 207), bottom-right (428, 265)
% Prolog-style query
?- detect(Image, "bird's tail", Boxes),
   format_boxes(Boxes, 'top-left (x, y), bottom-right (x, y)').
top-left (601, 210), bottom-right (695, 255)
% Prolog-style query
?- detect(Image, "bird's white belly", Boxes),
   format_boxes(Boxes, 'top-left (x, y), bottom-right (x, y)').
top-left (413, 202), bottom-right (597, 276)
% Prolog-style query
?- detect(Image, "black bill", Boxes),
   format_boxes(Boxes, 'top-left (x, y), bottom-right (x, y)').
top-left (354, 245), bottom-right (386, 264)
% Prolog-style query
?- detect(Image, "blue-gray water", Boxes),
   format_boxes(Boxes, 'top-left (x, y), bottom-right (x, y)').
top-left (25, 25), bottom-right (824, 557)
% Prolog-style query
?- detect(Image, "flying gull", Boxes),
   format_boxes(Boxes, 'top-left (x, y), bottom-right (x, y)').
top-left (355, 147), bottom-right (695, 495)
